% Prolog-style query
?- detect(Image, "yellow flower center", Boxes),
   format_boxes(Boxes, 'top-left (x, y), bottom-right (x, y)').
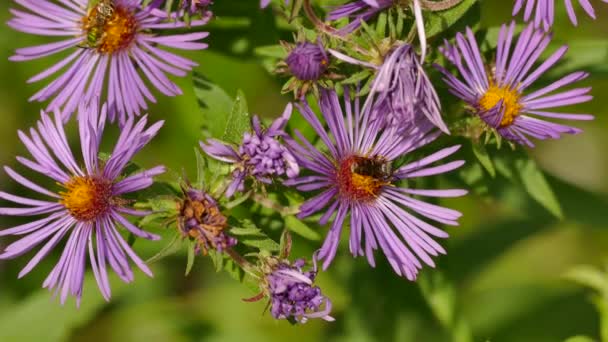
top-left (336, 156), bottom-right (390, 202)
top-left (60, 176), bottom-right (113, 221)
top-left (82, 1), bottom-right (138, 54)
top-left (478, 84), bottom-right (523, 128)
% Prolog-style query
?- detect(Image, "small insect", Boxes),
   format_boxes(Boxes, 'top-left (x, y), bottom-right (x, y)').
top-left (351, 156), bottom-right (392, 180)
top-left (81, 0), bottom-right (115, 48)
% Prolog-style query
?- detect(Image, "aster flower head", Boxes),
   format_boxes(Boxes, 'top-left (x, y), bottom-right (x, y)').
top-left (438, 22), bottom-right (594, 147)
top-left (250, 257), bottom-right (333, 323)
top-left (9, 0), bottom-right (210, 122)
top-left (513, 0), bottom-right (608, 29)
top-left (285, 88), bottom-right (467, 280)
top-left (201, 104), bottom-right (299, 197)
top-left (177, 185), bottom-right (236, 254)
top-left (0, 101), bottom-right (165, 305)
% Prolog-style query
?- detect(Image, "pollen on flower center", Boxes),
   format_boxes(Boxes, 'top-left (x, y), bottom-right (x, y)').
top-left (336, 156), bottom-right (390, 202)
top-left (82, 3), bottom-right (138, 54)
top-left (60, 176), bottom-right (113, 221)
top-left (478, 84), bottom-right (523, 128)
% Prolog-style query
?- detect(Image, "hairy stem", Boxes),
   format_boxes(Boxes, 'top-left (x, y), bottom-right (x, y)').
top-left (225, 247), bottom-right (259, 278)
top-left (302, 0), bottom-right (346, 41)
top-left (252, 193), bottom-right (300, 216)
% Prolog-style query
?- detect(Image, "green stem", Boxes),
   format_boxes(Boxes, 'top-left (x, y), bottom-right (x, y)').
top-left (420, 0), bottom-right (464, 11)
top-left (251, 193), bottom-right (300, 216)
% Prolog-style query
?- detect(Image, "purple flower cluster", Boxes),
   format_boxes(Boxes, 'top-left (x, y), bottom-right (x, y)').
top-left (266, 259), bottom-right (334, 323)
top-left (201, 104), bottom-right (299, 197)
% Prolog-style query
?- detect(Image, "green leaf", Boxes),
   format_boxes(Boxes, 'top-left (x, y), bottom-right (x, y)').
top-left (185, 239), bottom-right (197, 276)
top-left (563, 336), bottom-right (597, 342)
top-left (230, 219), bottom-right (281, 252)
top-left (425, 0), bottom-right (478, 38)
top-left (222, 90), bottom-right (250, 144)
top-left (472, 143), bottom-right (496, 178)
top-left (564, 265), bottom-right (608, 294)
top-left (285, 216), bottom-right (321, 241)
top-left (193, 72), bottom-right (234, 139)
top-left (514, 157), bottom-right (563, 219)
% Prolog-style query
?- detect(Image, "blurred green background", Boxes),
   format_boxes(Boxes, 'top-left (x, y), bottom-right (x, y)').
top-left (1, 1), bottom-right (608, 341)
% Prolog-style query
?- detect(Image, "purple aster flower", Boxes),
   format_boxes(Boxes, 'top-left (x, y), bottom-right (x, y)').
top-left (332, 44), bottom-right (447, 133)
top-left (9, 0), bottom-right (209, 122)
top-left (177, 186), bottom-right (237, 254)
top-left (201, 104), bottom-right (299, 197)
top-left (285, 41), bottom-right (330, 82)
top-left (438, 22), bottom-right (594, 147)
top-left (513, 0), bottom-right (608, 29)
top-left (264, 258), bottom-right (334, 323)
top-left (0, 101), bottom-right (165, 305)
top-left (285, 88), bottom-right (467, 280)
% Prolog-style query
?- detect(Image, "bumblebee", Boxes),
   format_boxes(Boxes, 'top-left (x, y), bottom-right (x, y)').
top-left (351, 156), bottom-right (392, 180)
top-left (82, 0), bottom-right (115, 48)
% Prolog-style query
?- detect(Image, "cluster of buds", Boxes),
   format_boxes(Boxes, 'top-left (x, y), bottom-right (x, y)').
top-left (276, 39), bottom-right (342, 98)
top-left (177, 187), bottom-right (236, 255)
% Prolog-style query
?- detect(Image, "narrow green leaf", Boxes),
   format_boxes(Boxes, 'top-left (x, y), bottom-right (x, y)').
top-left (147, 232), bottom-right (184, 264)
top-left (515, 158), bottom-right (564, 219)
top-left (564, 265), bottom-right (608, 294)
top-left (241, 237), bottom-right (281, 252)
top-left (185, 239), bottom-right (197, 276)
top-left (222, 89), bottom-right (250, 144)
top-left (563, 336), bottom-right (597, 342)
top-left (472, 143), bottom-right (496, 178)
top-left (255, 45), bottom-right (287, 59)
top-left (285, 216), bottom-right (321, 241)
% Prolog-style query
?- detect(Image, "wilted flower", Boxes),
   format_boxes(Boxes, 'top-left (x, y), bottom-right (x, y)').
top-left (438, 22), bottom-right (593, 147)
top-left (513, 0), bottom-right (608, 29)
top-left (9, 0), bottom-right (210, 122)
top-left (177, 186), bottom-right (236, 254)
top-left (334, 44), bottom-right (448, 133)
top-left (285, 88), bottom-right (466, 280)
top-left (248, 257), bottom-right (333, 323)
top-left (0, 102), bottom-right (165, 305)
top-left (201, 104), bottom-right (299, 197)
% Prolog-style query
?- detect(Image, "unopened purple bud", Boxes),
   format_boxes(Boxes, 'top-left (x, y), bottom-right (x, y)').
top-left (285, 42), bottom-right (329, 81)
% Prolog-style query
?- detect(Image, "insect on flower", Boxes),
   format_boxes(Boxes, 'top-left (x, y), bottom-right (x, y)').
top-left (82, 0), bottom-right (116, 49)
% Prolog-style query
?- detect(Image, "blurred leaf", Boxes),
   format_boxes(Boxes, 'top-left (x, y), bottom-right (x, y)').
top-left (193, 72), bottom-right (234, 139)
top-left (564, 336), bottom-right (597, 342)
top-left (515, 157), bottom-right (563, 219)
top-left (0, 275), bottom-right (125, 342)
top-left (285, 215), bottom-right (321, 241)
top-left (185, 239), bottom-right (197, 276)
top-left (255, 44), bottom-right (287, 59)
top-left (223, 90), bottom-right (251, 144)
top-left (564, 265), bottom-right (608, 294)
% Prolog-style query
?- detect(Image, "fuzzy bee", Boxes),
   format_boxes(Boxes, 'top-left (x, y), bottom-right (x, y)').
top-left (82, 0), bottom-right (115, 48)
top-left (351, 156), bottom-right (392, 180)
